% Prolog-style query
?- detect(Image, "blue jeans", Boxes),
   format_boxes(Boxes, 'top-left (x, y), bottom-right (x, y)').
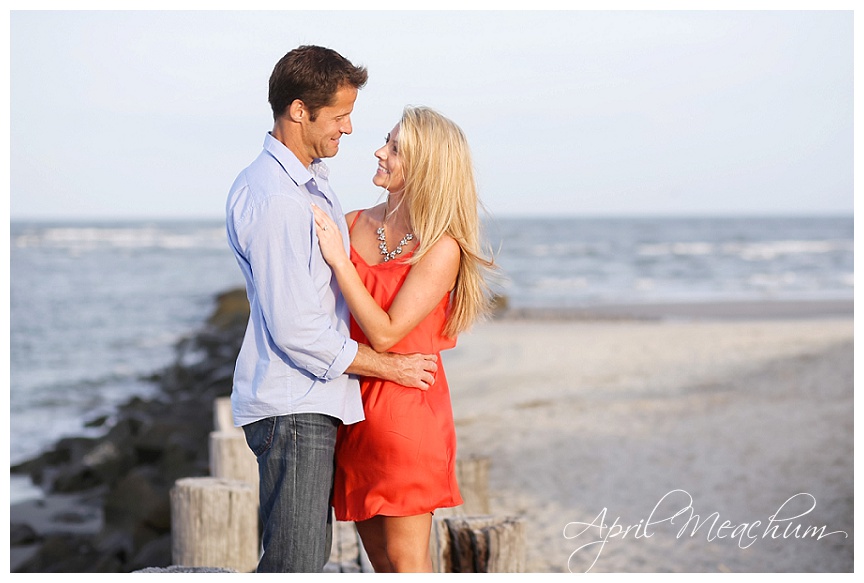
top-left (242, 413), bottom-right (339, 572)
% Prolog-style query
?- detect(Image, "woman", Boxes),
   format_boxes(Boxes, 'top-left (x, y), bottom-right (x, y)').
top-left (312, 106), bottom-right (494, 572)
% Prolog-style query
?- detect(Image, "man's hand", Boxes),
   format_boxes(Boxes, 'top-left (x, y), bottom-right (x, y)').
top-left (385, 352), bottom-right (438, 391)
top-left (347, 345), bottom-right (438, 390)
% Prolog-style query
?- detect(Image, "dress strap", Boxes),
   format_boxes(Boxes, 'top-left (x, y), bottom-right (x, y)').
top-left (348, 210), bottom-right (363, 234)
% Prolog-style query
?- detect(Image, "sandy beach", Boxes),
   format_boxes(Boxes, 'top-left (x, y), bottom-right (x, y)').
top-left (443, 302), bottom-right (853, 572)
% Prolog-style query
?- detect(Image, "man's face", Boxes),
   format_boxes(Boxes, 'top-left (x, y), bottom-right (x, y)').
top-left (299, 85), bottom-right (358, 164)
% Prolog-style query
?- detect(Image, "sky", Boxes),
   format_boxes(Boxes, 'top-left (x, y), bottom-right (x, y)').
top-left (6, 5), bottom-right (857, 220)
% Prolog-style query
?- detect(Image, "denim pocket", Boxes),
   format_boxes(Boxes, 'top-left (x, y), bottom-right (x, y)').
top-left (242, 416), bottom-right (277, 457)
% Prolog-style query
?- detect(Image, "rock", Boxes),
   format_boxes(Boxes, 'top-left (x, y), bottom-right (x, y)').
top-left (11, 523), bottom-right (39, 546)
top-left (207, 288), bottom-right (250, 331)
top-left (103, 467), bottom-right (171, 532)
top-left (84, 415), bottom-right (110, 428)
top-left (14, 533), bottom-right (124, 573)
top-left (127, 535), bottom-right (173, 572)
top-left (134, 565), bottom-right (236, 573)
top-left (48, 463), bottom-right (104, 494)
top-left (12, 436), bottom-right (98, 486)
top-left (46, 420), bottom-right (140, 494)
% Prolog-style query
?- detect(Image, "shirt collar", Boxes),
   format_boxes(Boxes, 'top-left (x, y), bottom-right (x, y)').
top-left (263, 132), bottom-right (329, 186)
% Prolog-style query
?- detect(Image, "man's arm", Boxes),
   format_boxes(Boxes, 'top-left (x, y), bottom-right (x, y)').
top-left (240, 195), bottom-right (358, 381)
top-left (347, 344), bottom-right (439, 391)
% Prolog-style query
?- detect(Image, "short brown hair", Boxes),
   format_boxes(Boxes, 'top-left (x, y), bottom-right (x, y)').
top-left (268, 45), bottom-right (368, 121)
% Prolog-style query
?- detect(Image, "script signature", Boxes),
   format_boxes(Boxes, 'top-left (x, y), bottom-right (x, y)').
top-left (563, 489), bottom-right (848, 573)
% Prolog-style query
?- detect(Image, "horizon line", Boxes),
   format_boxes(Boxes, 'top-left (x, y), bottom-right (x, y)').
top-left (7, 210), bottom-right (855, 223)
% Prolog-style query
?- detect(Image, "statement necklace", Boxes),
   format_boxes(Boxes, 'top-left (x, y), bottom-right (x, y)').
top-left (378, 200), bottom-right (414, 262)
top-left (377, 227), bottom-right (414, 262)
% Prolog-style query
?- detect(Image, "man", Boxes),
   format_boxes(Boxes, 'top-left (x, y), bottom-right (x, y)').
top-left (225, 45), bottom-right (438, 573)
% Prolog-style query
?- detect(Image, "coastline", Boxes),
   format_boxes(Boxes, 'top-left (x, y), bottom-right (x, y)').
top-left (495, 297), bottom-right (853, 321)
top-left (9, 294), bottom-right (854, 572)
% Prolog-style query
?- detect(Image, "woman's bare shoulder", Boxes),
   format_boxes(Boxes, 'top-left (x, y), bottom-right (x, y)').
top-left (429, 233), bottom-right (460, 256)
top-left (418, 234), bottom-right (461, 270)
top-left (346, 204), bottom-right (385, 226)
top-left (344, 209), bottom-right (360, 227)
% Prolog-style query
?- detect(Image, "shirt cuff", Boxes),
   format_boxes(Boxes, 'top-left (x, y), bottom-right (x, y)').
top-left (322, 337), bottom-right (359, 381)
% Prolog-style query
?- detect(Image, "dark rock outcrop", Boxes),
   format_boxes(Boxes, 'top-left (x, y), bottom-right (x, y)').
top-left (10, 288), bottom-right (250, 573)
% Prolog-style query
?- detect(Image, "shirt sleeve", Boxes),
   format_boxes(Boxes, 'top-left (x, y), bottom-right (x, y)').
top-left (239, 193), bottom-right (358, 381)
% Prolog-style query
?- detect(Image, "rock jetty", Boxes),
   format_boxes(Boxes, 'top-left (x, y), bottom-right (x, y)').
top-left (10, 288), bottom-right (250, 573)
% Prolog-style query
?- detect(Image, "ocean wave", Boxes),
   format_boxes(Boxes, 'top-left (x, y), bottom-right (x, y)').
top-left (532, 276), bottom-right (590, 290)
top-left (638, 242), bottom-right (716, 256)
top-left (12, 225), bottom-right (227, 251)
top-left (637, 239), bottom-right (852, 259)
top-left (721, 240), bottom-right (853, 261)
top-left (521, 242), bottom-right (606, 258)
top-left (13, 371), bottom-right (160, 406)
top-left (747, 272), bottom-right (801, 288)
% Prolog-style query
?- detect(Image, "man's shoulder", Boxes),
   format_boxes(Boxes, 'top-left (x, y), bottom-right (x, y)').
top-left (230, 152), bottom-right (305, 205)
top-left (235, 149), bottom-right (281, 187)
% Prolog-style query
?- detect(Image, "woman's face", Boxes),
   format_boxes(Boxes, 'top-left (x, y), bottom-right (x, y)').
top-left (373, 123), bottom-right (405, 194)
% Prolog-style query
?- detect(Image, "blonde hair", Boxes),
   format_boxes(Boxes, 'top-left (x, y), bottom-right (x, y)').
top-left (396, 105), bottom-right (496, 337)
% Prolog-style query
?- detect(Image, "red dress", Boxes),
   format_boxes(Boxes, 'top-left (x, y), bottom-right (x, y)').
top-left (332, 213), bottom-right (463, 521)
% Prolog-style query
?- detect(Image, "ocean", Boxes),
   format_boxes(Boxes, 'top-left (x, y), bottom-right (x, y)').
top-left (8, 215), bottom-right (853, 502)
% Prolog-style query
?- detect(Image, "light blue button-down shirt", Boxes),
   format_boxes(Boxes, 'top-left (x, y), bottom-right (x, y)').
top-left (226, 133), bottom-right (363, 427)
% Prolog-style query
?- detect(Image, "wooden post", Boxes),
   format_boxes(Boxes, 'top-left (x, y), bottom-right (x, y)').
top-left (170, 477), bottom-right (259, 573)
top-left (214, 396), bottom-right (241, 433)
top-left (435, 456), bottom-right (491, 519)
top-left (455, 456), bottom-right (490, 515)
top-left (209, 430), bottom-right (259, 490)
top-left (327, 455), bottom-right (497, 572)
top-left (432, 515), bottom-right (525, 573)
top-left (430, 516), bottom-right (450, 573)
top-left (210, 396), bottom-right (258, 492)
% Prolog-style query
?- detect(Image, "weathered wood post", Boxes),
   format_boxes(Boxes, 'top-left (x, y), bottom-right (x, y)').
top-left (437, 456), bottom-right (490, 517)
top-left (209, 431), bottom-right (259, 489)
top-left (210, 397), bottom-right (258, 489)
top-left (327, 456), bottom-right (494, 572)
top-left (458, 455), bottom-right (490, 513)
top-left (209, 397), bottom-right (262, 567)
top-left (213, 396), bottom-right (238, 434)
top-left (170, 477), bottom-right (259, 573)
top-left (432, 515), bottom-right (525, 573)
top-left (428, 456), bottom-right (524, 572)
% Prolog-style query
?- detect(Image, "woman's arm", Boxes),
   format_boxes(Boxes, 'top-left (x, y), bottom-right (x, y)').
top-left (313, 205), bottom-right (459, 352)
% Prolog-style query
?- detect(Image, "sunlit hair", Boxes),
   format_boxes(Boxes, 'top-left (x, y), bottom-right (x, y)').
top-left (395, 105), bottom-right (496, 337)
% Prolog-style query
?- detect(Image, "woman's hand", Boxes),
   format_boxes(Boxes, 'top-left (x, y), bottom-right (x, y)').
top-left (312, 205), bottom-right (349, 269)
